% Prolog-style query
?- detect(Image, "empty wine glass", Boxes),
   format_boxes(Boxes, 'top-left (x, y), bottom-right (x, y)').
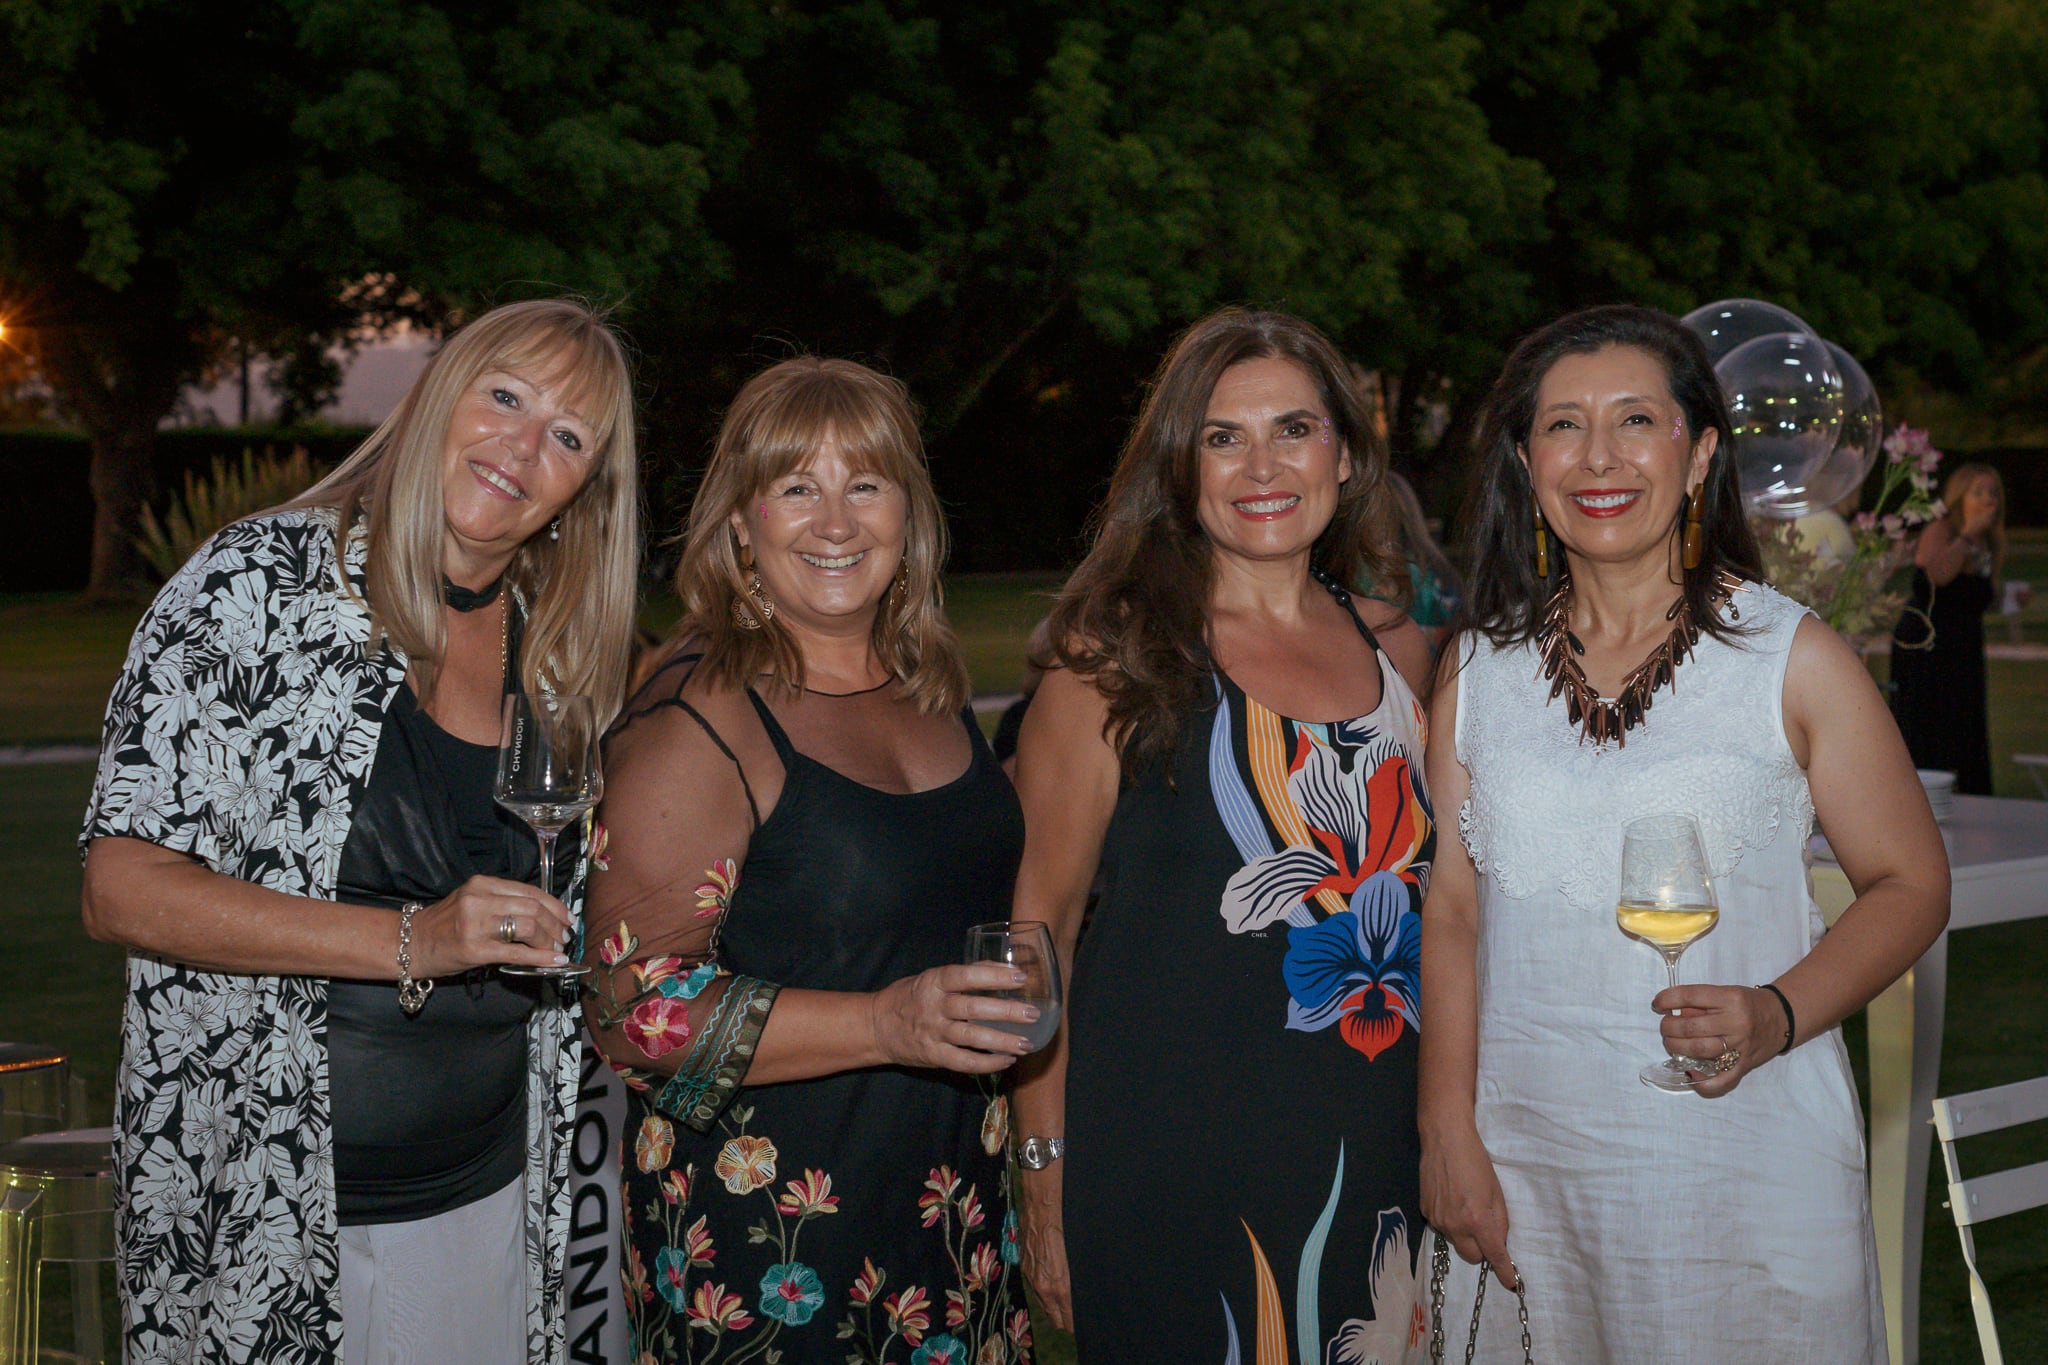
top-left (495, 692), bottom-right (601, 979)
top-left (963, 921), bottom-right (1063, 1053)
top-left (1616, 812), bottom-right (1721, 1092)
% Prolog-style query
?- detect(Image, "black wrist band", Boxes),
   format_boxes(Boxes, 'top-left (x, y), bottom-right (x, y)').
top-left (1757, 982), bottom-right (1796, 1058)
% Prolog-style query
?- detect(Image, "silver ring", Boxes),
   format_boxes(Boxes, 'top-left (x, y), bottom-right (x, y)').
top-left (497, 915), bottom-right (518, 944)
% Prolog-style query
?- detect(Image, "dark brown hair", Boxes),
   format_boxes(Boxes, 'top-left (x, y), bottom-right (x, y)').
top-left (1460, 304), bottom-right (1762, 648)
top-left (1040, 307), bottom-right (1399, 778)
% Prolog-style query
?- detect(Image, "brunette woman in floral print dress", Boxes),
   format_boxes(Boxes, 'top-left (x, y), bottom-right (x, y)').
top-left (1010, 310), bottom-right (1435, 1363)
top-left (583, 358), bottom-right (1035, 1365)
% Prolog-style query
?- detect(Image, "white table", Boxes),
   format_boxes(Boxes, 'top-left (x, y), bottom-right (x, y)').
top-left (1810, 794), bottom-right (2048, 1365)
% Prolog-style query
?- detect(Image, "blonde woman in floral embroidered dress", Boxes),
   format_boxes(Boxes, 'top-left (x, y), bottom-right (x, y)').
top-left (582, 357), bottom-right (1036, 1365)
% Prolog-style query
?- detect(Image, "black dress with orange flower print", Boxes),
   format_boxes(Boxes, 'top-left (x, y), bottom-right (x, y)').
top-left (587, 653), bottom-right (1031, 1365)
top-left (1063, 595), bottom-right (1434, 1364)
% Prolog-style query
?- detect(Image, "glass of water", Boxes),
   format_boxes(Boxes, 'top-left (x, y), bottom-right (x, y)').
top-left (963, 921), bottom-right (1062, 1053)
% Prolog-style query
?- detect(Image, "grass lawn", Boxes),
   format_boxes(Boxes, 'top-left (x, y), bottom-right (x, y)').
top-left (4, 575), bottom-right (2044, 1363)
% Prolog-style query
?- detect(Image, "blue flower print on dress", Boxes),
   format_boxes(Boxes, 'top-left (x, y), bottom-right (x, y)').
top-left (1281, 871), bottom-right (1421, 1060)
top-left (657, 961), bottom-right (722, 1000)
top-left (910, 1333), bottom-right (968, 1364)
top-left (654, 1246), bottom-right (693, 1313)
top-left (758, 1260), bottom-right (826, 1325)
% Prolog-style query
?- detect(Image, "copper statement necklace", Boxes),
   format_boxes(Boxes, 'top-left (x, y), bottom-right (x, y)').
top-left (1536, 568), bottom-right (1744, 747)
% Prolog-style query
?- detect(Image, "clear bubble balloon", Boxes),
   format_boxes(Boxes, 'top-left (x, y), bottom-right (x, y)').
top-left (1717, 332), bottom-right (1846, 516)
top-left (1751, 341), bottom-right (1882, 518)
top-left (1681, 298), bottom-right (1816, 369)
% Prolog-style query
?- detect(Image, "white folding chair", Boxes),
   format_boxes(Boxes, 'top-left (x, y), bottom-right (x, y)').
top-left (1930, 1075), bottom-right (2048, 1364)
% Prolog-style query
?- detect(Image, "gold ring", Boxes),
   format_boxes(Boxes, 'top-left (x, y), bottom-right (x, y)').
top-left (1715, 1048), bottom-right (1741, 1071)
top-left (497, 915), bottom-right (518, 944)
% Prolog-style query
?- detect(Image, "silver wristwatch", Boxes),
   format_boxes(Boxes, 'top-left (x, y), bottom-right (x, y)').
top-left (1015, 1135), bottom-right (1065, 1170)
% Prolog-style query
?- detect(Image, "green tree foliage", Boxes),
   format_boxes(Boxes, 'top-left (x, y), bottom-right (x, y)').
top-left (0, 0), bottom-right (734, 595)
top-left (3, 0), bottom-right (2044, 583)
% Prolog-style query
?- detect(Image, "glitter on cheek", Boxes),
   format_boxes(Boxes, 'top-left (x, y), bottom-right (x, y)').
top-left (1319, 418), bottom-right (1333, 445)
top-left (758, 503), bottom-right (767, 520)
top-left (1673, 420), bottom-right (1684, 443)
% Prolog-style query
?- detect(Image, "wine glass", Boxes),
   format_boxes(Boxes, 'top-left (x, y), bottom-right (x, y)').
top-left (495, 692), bottom-right (601, 979)
top-left (1616, 812), bottom-right (1721, 1092)
top-left (963, 921), bottom-right (1063, 1053)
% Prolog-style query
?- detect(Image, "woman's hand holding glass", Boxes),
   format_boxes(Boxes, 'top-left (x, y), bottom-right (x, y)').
top-left (867, 962), bottom-right (1040, 1073)
top-left (405, 876), bottom-right (577, 976)
top-left (1654, 979), bottom-right (1792, 1097)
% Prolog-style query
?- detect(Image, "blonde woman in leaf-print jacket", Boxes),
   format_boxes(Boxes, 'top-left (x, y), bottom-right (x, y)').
top-left (81, 298), bottom-right (639, 1364)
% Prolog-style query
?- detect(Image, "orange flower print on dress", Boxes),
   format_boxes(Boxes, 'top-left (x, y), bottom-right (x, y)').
top-left (684, 1281), bottom-right (752, 1333)
top-left (776, 1167), bottom-right (840, 1217)
top-left (625, 996), bottom-right (691, 1059)
top-left (589, 819), bottom-right (611, 872)
top-left (883, 1285), bottom-right (930, 1344)
top-left (598, 921), bottom-right (638, 967)
top-left (682, 1214), bottom-right (715, 1268)
top-left (980, 1095), bottom-right (1009, 1156)
top-left (918, 1167), bottom-right (960, 1228)
top-left (634, 1115), bottom-right (674, 1173)
top-left (713, 1134), bottom-right (778, 1194)
top-left (694, 858), bottom-right (739, 919)
top-left (848, 1256), bottom-right (884, 1307)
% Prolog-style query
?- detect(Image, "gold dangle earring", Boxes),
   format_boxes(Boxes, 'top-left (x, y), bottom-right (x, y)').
top-left (889, 559), bottom-right (910, 613)
top-left (1682, 484), bottom-right (1705, 571)
top-left (731, 541), bottom-right (775, 630)
top-left (1534, 505), bottom-right (1550, 579)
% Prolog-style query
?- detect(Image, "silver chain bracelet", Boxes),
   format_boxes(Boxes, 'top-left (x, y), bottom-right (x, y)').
top-left (396, 901), bottom-right (433, 1016)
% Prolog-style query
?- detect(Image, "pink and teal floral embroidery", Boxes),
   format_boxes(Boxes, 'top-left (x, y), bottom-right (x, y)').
top-left (758, 1261), bottom-right (826, 1325)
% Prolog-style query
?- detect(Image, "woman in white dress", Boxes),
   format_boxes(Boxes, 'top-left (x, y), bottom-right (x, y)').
top-left (1418, 305), bottom-right (1949, 1363)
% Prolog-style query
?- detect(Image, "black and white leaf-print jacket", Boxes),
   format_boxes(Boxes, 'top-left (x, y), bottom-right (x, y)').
top-left (83, 508), bottom-right (579, 1365)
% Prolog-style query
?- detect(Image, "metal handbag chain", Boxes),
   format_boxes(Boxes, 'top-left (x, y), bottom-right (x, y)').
top-left (1428, 1230), bottom-right (1533, 1365)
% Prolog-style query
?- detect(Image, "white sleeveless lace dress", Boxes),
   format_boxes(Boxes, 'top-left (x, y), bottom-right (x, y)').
top-left (1443, 582), bottom-right (1885, 1363)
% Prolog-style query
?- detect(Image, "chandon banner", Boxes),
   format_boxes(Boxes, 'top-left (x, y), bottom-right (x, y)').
top-left (565, 1042), bottom-right (630, 1364)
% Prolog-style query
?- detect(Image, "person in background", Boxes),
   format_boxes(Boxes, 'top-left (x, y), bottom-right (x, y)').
top-left (1373, 469), bottom-right (1463, 653)
top-left (81, 298), bottom-right (641, 1363)
top-left (1010, 307), bottom-right (1434, 1362)
top-left (582, 357), bottom-right (1034, 1365)
top-left (1890, 462), bottom-right (2012, 794)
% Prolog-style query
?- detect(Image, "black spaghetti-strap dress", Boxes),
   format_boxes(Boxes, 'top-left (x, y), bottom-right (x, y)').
top-left (616, 690), bottom-right (1032, 1365)
top-left (1890, 564), bottom-right (1995, 794)
top-left (1064, 591), bottom-right (1435, 1363)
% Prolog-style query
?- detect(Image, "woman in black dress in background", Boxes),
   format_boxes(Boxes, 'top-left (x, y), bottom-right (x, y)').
top-left (1009, 310), bottom-right (1434, 1362)
top-left (1891, 462), bottom-right (2008, 794)
top-left (584, 358), bottom-right (1035, 1365)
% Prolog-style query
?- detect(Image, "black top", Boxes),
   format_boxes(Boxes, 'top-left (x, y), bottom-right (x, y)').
top-left (1890, 565), bottom-right (1995, 795)
top-left (607, 679), bottom-right (1032, 1364)
top-left (327, 680), bottom-right (540, 1225)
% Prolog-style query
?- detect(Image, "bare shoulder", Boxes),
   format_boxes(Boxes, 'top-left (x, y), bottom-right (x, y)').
top-left (1357, 597), bottom-right (1434, 701)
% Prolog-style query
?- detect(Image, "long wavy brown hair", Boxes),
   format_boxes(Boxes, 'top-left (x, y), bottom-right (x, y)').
top-left (1039, 308), bottom-right (1399, 778)
top-left (673, 356), bottom-right (970, 715)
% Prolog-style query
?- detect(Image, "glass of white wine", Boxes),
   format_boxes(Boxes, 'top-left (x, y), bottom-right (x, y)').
top-left (1617, 812), bottom-right (1721, 1092)
top-left (495, 692), bottom-right (601, 979)
top-left (963, 921), bottom-right (1062, 1053)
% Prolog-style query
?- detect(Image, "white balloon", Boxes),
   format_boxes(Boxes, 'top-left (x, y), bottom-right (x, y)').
top-left (1751, 341), bottom-right (1882, 518)
top-left (1681, 298), bottom-right (1816, 369)
top-left (1717, 332), bottom-right (1845, 517)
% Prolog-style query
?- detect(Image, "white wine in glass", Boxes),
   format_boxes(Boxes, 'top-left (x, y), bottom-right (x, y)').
top-left (1617, 812), bottom-right (1721, 1092)
top-left (963, 921), bottom-right (1063, 1053)
top-left (496, 692), bottom-right (601, 979)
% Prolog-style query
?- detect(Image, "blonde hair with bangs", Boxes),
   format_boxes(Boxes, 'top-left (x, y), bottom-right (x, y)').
top-left (675, 356), bottom-right (969, 715)
top-left (293, 297), bottom-right (641, 720)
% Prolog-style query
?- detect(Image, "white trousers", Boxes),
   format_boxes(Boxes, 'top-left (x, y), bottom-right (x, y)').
top-left (338, 1176), bottom-right (528, 1365)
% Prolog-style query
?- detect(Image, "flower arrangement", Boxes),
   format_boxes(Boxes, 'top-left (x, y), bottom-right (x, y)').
top-left (1752, 426), bottom-right (1945, 642)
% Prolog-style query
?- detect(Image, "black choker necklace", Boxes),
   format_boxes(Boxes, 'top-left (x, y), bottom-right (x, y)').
top-left (442, 575), bottom-right (505, 612)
